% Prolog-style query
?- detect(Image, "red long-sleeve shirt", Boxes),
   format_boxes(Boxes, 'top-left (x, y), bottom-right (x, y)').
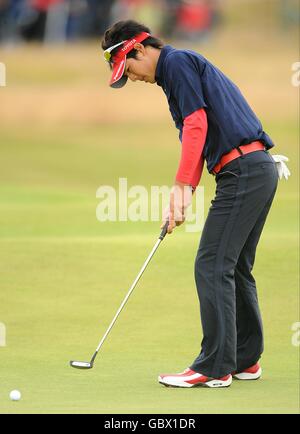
top-left (175, 108), bottom-right (207, 189)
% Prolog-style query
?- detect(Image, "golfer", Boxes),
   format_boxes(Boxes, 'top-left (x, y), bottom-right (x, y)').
top-left (101, 20), bottom-right (290, 388)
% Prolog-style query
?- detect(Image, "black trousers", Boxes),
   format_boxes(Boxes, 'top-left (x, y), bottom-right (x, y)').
top-left (190, 150), bottom-right (278, 378)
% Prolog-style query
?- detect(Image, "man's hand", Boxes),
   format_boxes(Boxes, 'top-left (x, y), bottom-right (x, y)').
top-left (161, 182), bottom-right (193, 234)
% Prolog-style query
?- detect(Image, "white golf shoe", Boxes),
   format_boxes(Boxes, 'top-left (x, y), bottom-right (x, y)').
top-left (158, 368), bottom-right (232, 388)
top-left (233, 363), bottom-right (262, 380)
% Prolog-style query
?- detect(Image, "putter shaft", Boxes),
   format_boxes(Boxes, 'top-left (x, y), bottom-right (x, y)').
top-left (70, 221), bottom-right (169, 369)
top-left (94, 237), bottom-right (162, 355)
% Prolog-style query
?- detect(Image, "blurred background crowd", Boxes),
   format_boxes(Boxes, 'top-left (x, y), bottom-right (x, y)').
top-left (0, 0), bottom-right (298, 45)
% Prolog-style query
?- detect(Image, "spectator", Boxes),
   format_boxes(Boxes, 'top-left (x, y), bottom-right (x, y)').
top-left (176, 0), bottom-right (213, 42)
top-left (161, 0), bottom-right (181, 39)
top-left (66, 0), bottom-right (89, 40)
top-left (18, 0), bottom-right (53, 41)
top-left (86, 0), bottom-right (116, 37)
top-left (0, 0), bottom-right (10, 41)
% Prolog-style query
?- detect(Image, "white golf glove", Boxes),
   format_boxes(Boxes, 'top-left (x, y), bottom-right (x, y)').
top-left (271, 154), bottom-right (291, 180)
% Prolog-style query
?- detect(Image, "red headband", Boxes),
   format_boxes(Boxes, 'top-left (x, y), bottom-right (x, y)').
top-left (109, 32), bottom-right (151, 88)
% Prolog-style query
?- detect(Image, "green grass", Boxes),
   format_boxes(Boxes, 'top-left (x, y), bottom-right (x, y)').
top-left (0, 119), bottom-right (299, 414)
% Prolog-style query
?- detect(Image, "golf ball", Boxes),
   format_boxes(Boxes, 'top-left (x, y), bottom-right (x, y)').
top-left (10, 390), bottom-right (21, 401)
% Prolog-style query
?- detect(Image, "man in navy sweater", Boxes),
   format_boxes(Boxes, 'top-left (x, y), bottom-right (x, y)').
top-left (101, 20), bottom-right (290, 388)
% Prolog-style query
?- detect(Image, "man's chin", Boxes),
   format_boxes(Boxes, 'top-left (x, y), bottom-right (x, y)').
top-left (141, 77), bottom-right (155, 84)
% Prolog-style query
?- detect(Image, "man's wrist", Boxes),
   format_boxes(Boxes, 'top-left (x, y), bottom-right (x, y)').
top-left (174, 180), bottom-right (195, 193)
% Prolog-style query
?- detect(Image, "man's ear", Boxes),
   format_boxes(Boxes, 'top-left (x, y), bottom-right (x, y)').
top-left (134, 43), bottom-right (146, 56)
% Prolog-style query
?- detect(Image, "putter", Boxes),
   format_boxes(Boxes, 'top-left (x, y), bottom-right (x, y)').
top-left (70, 221), bottom-right (169, 370)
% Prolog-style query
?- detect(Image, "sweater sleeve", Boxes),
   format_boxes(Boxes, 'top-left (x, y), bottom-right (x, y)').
top-left (175, 108), bottom-right (207, 189)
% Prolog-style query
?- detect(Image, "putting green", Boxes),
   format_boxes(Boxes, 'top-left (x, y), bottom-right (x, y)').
top-left (0, 120), bottom-right (298, 414)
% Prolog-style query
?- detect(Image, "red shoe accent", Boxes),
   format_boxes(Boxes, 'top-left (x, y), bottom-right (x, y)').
top-left (186, 375), bottom-right (209, 385)
top-left (234, 363), bottom-right (260, 375)
top-left (186, 374), bottom-right (231, 385)
top-left (242, 363), bottom-right (260, 374)
top-left (159, 368), bottom-right (195, 380)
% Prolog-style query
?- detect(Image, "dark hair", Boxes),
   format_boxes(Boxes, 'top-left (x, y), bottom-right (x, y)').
top-left (101, 20), bottom-right (164, 62)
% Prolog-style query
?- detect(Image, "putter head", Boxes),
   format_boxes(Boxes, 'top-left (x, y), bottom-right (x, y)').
top-left (70, 360), bottom-right (93, 370)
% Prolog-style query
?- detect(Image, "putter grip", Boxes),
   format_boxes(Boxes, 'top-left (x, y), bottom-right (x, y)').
top-left (159, 221), bottom-right (169, 240)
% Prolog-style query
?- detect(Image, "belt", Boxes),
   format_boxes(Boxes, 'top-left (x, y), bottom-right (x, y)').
top-left (212, 141), bottom-right (266, 175)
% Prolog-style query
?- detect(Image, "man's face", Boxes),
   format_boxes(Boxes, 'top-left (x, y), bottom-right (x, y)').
top-left (123, 44), bottom-right (158, 84)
